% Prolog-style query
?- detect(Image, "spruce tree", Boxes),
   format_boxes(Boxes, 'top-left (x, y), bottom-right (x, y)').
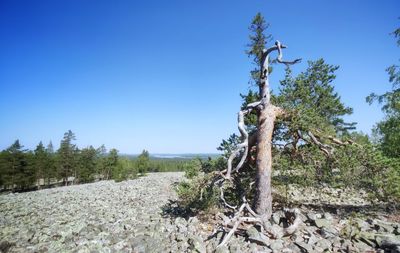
top-left (105, 148), bottom-right (119, 180)
top-left (1, 140), bottom-right (34, 191)
top-left (34, 141), bottom-right (47, 189)
top-left (137, 150), bottom-right (150, 175)
top-left (45, 141), bottom-right (57, 185)
top-left (77, 146), bottom-right (97, 183)
top-left (57, 130), bottom-right (77, 185)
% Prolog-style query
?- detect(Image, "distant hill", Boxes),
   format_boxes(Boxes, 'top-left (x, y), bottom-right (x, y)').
top-left (120, 153), bottom-right (221, 160)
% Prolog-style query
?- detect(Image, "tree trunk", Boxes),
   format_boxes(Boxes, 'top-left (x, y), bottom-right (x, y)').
top-left (254, 104), bottom-right (280, 219)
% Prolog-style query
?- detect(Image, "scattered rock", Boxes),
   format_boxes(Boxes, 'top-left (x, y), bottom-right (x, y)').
top-left (1, 172), bottom-right (399, 253)
top-left (315, 238), bottom-right (332, 251)
top-left (247, 226), bottom-right (270, 246)
top-left (188, 235), bottom-right (206, 253)
top-left (0, 241), bottom-right (15, 253)
top-left (376, 234), bottom-right (400, 248)
top-left (323, 212), bottom-right (333, 220)
top-left (315, 218), bottom-right (331, 229)
top-left (269, 239), bottom-right (284, 253)
top-left (295, 241), bottom-right (313, 252)
top-left (215, 245), bottom-right (229, 253)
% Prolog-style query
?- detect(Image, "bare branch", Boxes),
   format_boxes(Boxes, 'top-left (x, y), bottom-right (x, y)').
top-left (220, 186), bottom-right (237, 210)
top-left (225, 101), bottom-right (262, 179)
top-left (297, 130), bottom-right (333, 157)
top-left (307, 131), bottom-right (333, 156)
top-left (275, 40), bottom-right (302, 66)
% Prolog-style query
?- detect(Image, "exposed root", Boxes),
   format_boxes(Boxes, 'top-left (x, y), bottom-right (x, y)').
top-left (263, 208), bottom-right (302, 239)
top-left (217, 207), bottom-right (302, 248)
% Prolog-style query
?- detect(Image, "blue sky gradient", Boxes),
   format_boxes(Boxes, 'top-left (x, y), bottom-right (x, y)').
top-left (0, 0), bottom-right (399, 153)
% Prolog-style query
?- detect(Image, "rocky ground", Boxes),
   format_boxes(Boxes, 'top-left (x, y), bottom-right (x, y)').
top-left (0, 172), bottom-right (399, 253)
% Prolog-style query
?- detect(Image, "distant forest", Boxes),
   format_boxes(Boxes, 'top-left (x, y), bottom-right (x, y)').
top-left (0, 130), bottom-right (197, 192)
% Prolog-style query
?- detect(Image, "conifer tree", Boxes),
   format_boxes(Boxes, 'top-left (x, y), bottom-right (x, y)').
top-left (0, 140), bottom-right (34, 191)
top-left (57, 130), bottom-right (77, 185)
top-left (137, 150), bottom-right (150, 175)
top-left (104, 148), bottom-right (119, 180)
top-left (45, 141), bottom-right (57, 185)
top-left (34, 141), bottom-right (47, 189)
top-left (367, 25), bottom-right (400, 158)
top-left (78, 146), bottom-right (97, 183)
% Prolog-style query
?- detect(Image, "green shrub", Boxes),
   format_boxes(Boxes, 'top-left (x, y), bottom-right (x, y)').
top-left (183, 159), bottom-right (202, 179)
top-left (112, 158), bottom-right (137, 182)
top-left (176, 173), bottom-right (220, 212)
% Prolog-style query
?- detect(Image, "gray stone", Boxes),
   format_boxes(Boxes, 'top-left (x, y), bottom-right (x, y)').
top-left (307, 234), bottom-right (319, 246)
top-left (291, 232), bottom-right (304, 244)
top-left (357, 231), bottom-right (377, 247)
top-left (188, 216), bottom-right (199, 225)
top-left (295, 241), bottom-right (313, 252)
top-left (341, 239), bottom-right (354, 252)
top-left (330, 236), bottom-right (342, 249)
top-left (307, 211), bottom-right (322, 224)
top-left (355, 218), bottom-right (371, 232)
top-left (188, 235), bottom-right (206, 253)
top-left (315, 218), bottom-right (331, 229)
top-left (270, 239), bottom-right (284, 253)
top-left (306, 212), bottom-right (318, 223)
top-left (215, 245), bottom-right (229, 253)
top-left (176, 232), bottom-right (186, 242)
top-left (394, 226), bottom-right (400, 235)
top-left (315, 238), bottom-right (331, 251)
top-left (272, 210), bottom-right (285, 224)
top-left (323, 212), bottom-right (333, 220)
top-left (228, 242), bottom-right (241, 253)
top-left (375, 234), bottom-right (400, 249)
top-left (247, 226), bottom-right (270, 246)
top-left (248, 243), bottom-right (258, 252)
top-left (353, 240), bottom-right (374, 252)
top-left (374, 220), bottom-right (396, 234)
top-left (5, 172), bottom-right (400, 253)
top-left (320, 226), bottom-right (338, 238)
top-left (285, 242), bottom-right (302, 253)
top-left (272, 212), bottom-right (281, 225)
top-left (303, 226), bottom-right (317, 235)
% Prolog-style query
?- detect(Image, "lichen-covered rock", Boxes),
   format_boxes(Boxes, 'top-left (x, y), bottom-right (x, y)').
top-left (269, 239), bottom-right (284, 253)
top-left (0, 173), bottom-right (192, 253)
top-left (188, 235), bottom-right (206, 253)
top-left (1, 172), bottom-right (399, 253)
top-left (315, 218), bottom-right (331, 229)
top-left (247, 226), bottom-right (271, 246)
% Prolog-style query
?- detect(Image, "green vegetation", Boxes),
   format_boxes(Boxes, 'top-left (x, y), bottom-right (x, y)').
top-left (137, 150), bottom-right (150, 175)
top-left (0, 131), bottom-right (191, 192)
top-left (177, 158), bottom-right (226, 212)
top-left (176, 14), bottom-right (400, 215)
top-left (367, 27), bottom-right (400, 159)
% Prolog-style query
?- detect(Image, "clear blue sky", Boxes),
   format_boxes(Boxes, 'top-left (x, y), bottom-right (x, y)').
top-left (0, 0), bottom-right (399, 154)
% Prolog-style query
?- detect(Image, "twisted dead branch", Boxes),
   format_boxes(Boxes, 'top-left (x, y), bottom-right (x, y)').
top-left (296, 129), bottom-right (359, 157)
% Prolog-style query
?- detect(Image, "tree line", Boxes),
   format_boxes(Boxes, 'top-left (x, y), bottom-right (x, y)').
top-left (0, 130), bottom-right (188, 192)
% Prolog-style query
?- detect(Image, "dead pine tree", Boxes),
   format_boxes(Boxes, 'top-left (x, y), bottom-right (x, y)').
top-left (216, 41), bottom-right (302, 247)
